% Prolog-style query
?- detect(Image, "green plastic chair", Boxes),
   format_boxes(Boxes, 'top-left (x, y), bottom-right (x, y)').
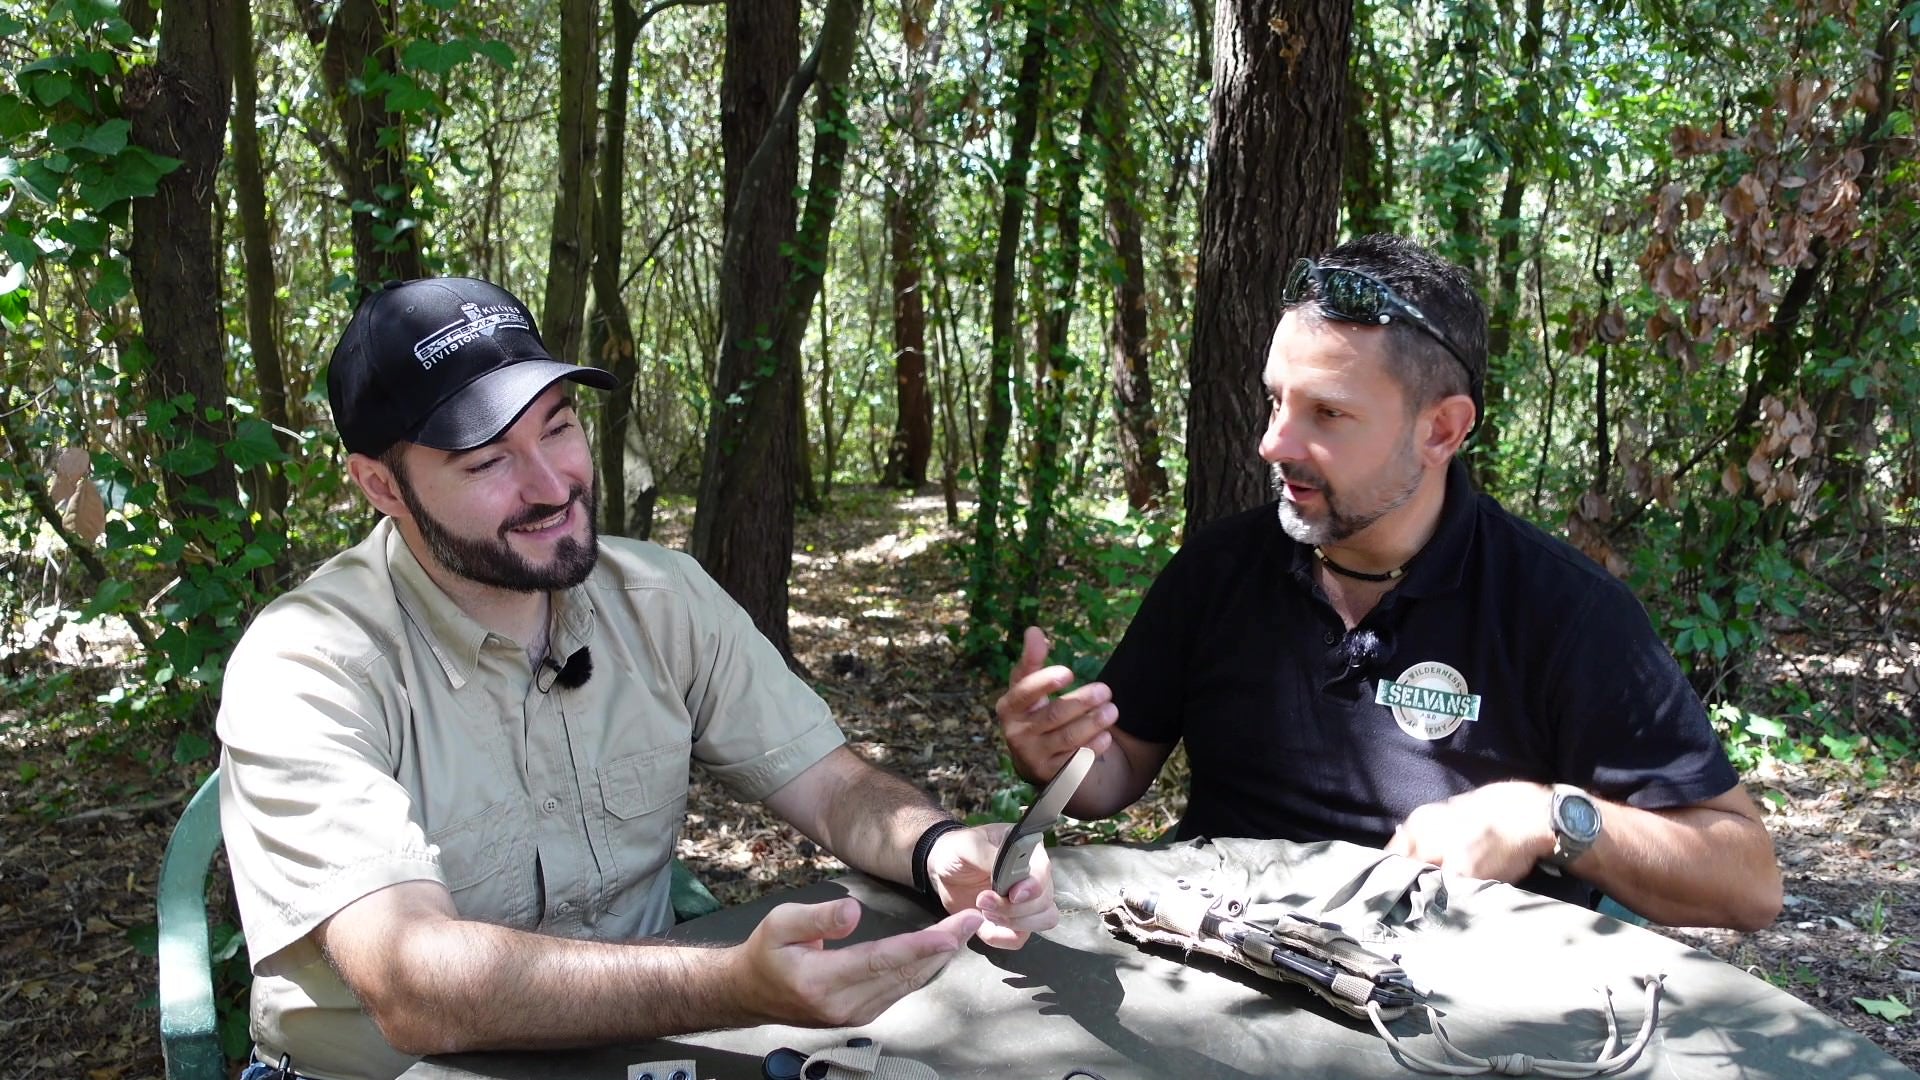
top-left (158, 769), bottom-right (227, 1080)
top-left (157, 768), bottom-right (723, 1079)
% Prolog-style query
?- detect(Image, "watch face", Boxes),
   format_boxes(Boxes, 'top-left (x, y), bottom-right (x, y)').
top-left (1560, 795), bottom-right (1600, 840)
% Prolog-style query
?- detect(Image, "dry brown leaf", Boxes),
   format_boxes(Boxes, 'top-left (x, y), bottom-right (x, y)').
top-left (1721, 173), bottom-right (1766, 223)
top-left (1579, 490), bottom-right (1613, 522)
top-left (62, 482), bottom-right (106, 548)
top-left (1597, 307), bottom-right (1629, 344)
top-left (1623, 459), bottom-right (1653, 500)
top-left (49, 447), bottom-right (90, 505)
top-left (1651, 473), bottom-right (1677, 508)
top-left (1748, 449), bottom-right (1773, 484)
top-left (1722, 463), bottom-right (1746, 495)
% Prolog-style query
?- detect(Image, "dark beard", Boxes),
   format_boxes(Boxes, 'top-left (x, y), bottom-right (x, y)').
top-left (397, 478), bottom-right (600, 593)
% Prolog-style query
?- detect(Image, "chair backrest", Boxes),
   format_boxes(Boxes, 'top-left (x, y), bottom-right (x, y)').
top-left (157, 768), bottom-right (226, 1080)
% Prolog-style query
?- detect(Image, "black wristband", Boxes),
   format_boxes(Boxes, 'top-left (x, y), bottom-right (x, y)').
top-left (910, 819), bottom-right (966, 906)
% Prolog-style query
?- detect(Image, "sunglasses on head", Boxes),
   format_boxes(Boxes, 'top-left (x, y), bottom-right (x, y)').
top-left (1283, 257), bottom-right (1479, 402)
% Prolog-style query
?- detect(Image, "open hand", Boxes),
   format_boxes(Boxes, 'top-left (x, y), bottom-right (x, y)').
top-left (994, 627), bottom-right (1116, 784)
top-left (731, 898), bottom-right (984, 1028)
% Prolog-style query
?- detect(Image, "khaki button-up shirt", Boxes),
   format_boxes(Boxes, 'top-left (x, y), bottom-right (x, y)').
top-left (217, 521), bottom-right (843, 1080)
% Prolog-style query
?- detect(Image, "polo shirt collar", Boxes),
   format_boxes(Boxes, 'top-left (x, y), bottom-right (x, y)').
top-left (1393, 457), bottom-right (1478, 600)
top-left (382, 521), bottom-right (598, 690)
top-left (1281, 457), bottom-right (1479, 600)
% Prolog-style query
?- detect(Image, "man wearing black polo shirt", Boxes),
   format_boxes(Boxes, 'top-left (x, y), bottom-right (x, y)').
top-left (995, 234), bottom-right (1782, 932)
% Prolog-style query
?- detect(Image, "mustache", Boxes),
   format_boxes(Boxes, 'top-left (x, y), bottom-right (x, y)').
top-left (500, 485), bottom-right (591, 533)
top-left (1272, 461), bottom-right (1326, 489)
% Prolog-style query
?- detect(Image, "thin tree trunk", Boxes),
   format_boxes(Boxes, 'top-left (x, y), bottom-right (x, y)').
top-left (229, 0), bottom-right (292, 530)
top-left (816, 296), bottom-right (836, 496)
top-left (1185, 0), bottom-right (1352, 527)
top-left (296, 0), bottom-right (427, 290)
top-left (1342, 0), bottom-right (1397, 236)
top-left (543, 0), bottom-right (598, 364)
top-left (795, 364), bottom-right (819, 510)
top-left (883, 190), bottom-right (933, 487)
top-left (1475, 0), bottom-right (1543, 478)
top-left (591, 0), bottom-right (653, 537)
top-left (1092, 32), bottom-right (1169, 511)
top-left (964, 5), bottom-right (1048, 660)
top-left (778, 0), bottom-right (861, 514)
top-left (1016, 62), bottom-right (1095, 622)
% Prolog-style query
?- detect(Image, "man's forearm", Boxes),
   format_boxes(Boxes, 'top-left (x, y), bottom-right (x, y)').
top-left (1063, 731), bottom-right (1168, 819)
top-left (347, 918), bottom-right (751, 1055)
top-left (764, 746), bottom-right (949, 886)
top-left (1578, 797), bottom-right (1783, 931)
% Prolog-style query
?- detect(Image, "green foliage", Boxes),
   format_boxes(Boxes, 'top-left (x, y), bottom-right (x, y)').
top-left (1708, 702), bottom-right (1789, 772)
top-left (964, 756), bottom-right (1038, 825)
top-left (1855, 996), bottom-right (1913, 1022)
top-left (1763, 959), bottom-right (1821, 992)
top-left (951, 496), bottom-right (1178, 680)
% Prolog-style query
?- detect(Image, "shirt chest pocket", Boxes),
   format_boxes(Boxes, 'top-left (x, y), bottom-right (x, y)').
top-left (428, 800), bottom-right (538, 929)
top-left (595, 744), bottom-right (690, 882)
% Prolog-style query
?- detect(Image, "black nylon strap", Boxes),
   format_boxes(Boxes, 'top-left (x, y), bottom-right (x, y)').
top-left (910, 819), bottom-right (966, 906)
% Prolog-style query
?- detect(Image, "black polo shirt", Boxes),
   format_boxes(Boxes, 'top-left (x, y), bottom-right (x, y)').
top-left (1101, 459), bottom-right (1739, 907)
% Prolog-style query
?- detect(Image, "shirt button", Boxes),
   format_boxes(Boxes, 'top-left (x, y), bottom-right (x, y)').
top-left (555, 901), bottom-right (573, 916)
top-left (542, 797), bottom-right (559, 813)
top-left (1323, 631), bottom-right (1339, 645)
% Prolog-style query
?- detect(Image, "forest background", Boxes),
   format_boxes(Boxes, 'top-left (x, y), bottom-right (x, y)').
top-left (1, 0), bottom-right (1917, 1073)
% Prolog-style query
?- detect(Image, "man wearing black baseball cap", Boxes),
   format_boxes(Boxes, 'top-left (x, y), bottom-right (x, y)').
top-left (216, 277), bottom-right (1059, 1080)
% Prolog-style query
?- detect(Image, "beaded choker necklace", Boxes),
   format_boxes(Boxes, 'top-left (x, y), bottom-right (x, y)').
top-left (1314, 546), bottom-right (1411, 583)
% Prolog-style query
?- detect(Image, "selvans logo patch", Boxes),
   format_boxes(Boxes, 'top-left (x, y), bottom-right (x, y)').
top-left (1377, 661), bottom-right (1480, 741)
top-left (414, 302), bottom-right (529, 370)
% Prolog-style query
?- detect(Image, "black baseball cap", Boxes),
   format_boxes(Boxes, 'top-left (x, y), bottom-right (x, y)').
top-left (326, 277), bottom-right (617, 457)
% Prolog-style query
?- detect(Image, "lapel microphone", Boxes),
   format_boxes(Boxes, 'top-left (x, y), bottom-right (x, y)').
top-left (536, 646), bottom-right (594, 693)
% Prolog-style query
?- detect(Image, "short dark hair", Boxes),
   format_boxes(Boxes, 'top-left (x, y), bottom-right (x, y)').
top-left (1301, 234), bottom-right (1488, 419)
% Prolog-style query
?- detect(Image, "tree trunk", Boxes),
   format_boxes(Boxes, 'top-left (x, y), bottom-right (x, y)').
top-left (591, 0), bottom-right (653, 537)
top-left (296, 0), bottom-right (427, 290)
top-left (1342, 0), bottom-right (1397, 236)
top-left (228, 0), bottom-right (292, 530)
top-left (125, 0), bottom-right (237, 524)
top-left (691, 0), bottom-right (861, 663)
top-left (776, 0), bottom-right (861, 510)
top-left (1016, 68), bottom-right (1094, 622)
top-left (1477, 0), bottom-right (1543, 483)
top-left (882, 189), bottom-right (933, 487)
top-left (693, 0), bottom-right (801, 657)
top-left (1092, 31), bottom-right (1169, 511)
top-left (1185, 0), bottom-right (1352, 528)
top-left (543, 0), bottom-right (598, 365)
top-left (963, 6), bottom-right (1048, 660)
top-left (796, 352), bottom-right (820, 512)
